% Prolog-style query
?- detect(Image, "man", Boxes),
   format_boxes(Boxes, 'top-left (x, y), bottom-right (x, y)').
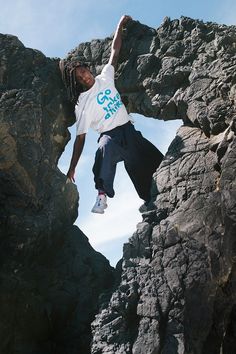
top-left (60, 15), bottom-right (163, 214)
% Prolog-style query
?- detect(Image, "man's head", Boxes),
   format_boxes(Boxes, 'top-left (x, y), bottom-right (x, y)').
top-left (75, 65), bottom-right (95, 90)
top-left (59, 60), bottom-right (95, 103)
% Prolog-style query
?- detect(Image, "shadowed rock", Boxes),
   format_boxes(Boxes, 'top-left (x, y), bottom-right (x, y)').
top-left (0, 34), bottom-right (115, 354)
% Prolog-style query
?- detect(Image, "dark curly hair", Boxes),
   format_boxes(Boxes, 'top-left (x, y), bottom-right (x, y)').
top-left (59, 59), bottom-right (89, 104)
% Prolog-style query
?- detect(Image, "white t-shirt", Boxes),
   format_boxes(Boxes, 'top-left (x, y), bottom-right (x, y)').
top-left (75, 64), bottom-right (130, 135)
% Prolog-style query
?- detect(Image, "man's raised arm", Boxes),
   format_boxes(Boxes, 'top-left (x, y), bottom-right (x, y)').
top-left (109, 15), bottom-right (132, 69)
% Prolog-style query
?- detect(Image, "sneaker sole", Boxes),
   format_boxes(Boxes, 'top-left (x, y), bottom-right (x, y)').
top-left (91, 203), bottom-right (108, 213)
top-left (91, 208), bottom-right (105, 214)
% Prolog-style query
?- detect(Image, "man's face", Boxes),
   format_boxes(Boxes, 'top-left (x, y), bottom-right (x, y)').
top-left (75, 66), bottom-right (95, 90)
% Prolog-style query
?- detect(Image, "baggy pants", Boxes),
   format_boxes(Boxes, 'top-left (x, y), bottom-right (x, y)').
top-left (92, 121), bottom-right (163, 202)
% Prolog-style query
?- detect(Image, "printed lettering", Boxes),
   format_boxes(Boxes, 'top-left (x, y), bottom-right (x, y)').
top-left (97, 89), bottom-right (112, 105)
top-left (97, 88), bottom-right (123, 119)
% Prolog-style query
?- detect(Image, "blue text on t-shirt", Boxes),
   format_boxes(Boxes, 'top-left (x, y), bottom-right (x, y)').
top-left (96, 89), bottom-right (123, 119)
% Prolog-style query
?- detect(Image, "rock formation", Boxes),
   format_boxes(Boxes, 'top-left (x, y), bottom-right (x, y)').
top-left (0, 34), bottom-right (115, 354)
top-left (1, 15), bottom-right (236, 354)
top-left (65, 17), bottom-right (236, 353)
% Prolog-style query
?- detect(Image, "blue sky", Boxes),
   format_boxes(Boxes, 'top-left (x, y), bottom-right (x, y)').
top-left (1, 0), bottom-right (235, 266)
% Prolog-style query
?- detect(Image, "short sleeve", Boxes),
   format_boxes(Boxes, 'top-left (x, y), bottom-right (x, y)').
top-left (100, 63), bottom-right (115, 81)
top-left (75, 102), bottom-right (91, 135)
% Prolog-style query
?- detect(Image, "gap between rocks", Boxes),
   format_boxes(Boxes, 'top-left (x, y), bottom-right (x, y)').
top-left (58, 116), bottom-right (182, 267)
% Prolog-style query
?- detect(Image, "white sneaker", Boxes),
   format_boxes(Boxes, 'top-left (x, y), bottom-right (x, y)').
top-left (91, 194), bottom-right (108, 214)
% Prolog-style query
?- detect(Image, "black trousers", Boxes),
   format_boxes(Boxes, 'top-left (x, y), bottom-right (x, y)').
top-left (92, 122), bottom-right (163, 202)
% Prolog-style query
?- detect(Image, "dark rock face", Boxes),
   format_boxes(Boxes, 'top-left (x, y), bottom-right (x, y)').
top-left (0, 34), bottom-right (78, 233)
top-left (92, 126), bottom-right (236, 354)
top-left (63, 18), bottom-right (236, 354)
top-left (0, 35), bottom-right (115, 353)
top-left (0, 226), bottom-right (114, 354)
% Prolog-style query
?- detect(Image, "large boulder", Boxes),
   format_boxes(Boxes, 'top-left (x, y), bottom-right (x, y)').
top-left (0, 34), bottom-right (115, 354)
top-left (71, 18), bottom-right (236, 354)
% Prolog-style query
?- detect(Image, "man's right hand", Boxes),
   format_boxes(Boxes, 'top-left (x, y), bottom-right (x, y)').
top-left (118, 15), bottom-right (132, 28)
top-left (66, 133), bottom-right (86, 183)
top-left (67, 168), bottom-right (75, 182)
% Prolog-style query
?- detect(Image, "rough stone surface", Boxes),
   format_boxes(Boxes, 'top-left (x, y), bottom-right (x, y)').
top-left (1, 15), bottom-right (236, 354)
top-left (66, 17), bottom-right (236, 135)
top-left (91, 125), bottom-right (236, 354)
top-left (0, 34), bottom-right (115, 353)
top-left (65, 18), bottom-right (236, 354)
top-left (0, 33), bottom-right (78, 232)
top-left (0, 225), bottom-right (115, 354)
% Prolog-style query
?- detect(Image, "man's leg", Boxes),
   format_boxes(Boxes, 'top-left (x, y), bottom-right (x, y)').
top-left (123, 125), bottom-right (163, 202)
top-left (92, 134), bottom-right (122, 213)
